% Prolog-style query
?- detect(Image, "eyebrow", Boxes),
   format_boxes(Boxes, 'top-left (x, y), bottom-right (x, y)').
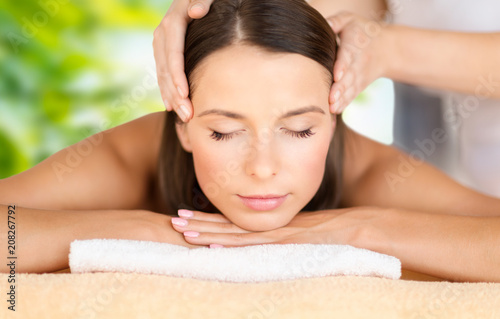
top-left (197, 105), bottom-right (325, 119)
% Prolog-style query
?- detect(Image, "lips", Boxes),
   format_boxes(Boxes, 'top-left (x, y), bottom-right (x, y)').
top-left (237, 194), bottom-right (288, 211)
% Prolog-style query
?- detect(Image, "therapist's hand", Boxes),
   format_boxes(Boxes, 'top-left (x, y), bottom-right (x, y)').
top-left (153, 0), bottom-right (214, 122)
top-left (327, 12), bottom-right (389, 114)
top-left (170, 208), bottom-right (371, 248)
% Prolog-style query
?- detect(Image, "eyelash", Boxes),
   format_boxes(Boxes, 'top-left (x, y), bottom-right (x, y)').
top-left (210, 129), bottom-right (315, 142)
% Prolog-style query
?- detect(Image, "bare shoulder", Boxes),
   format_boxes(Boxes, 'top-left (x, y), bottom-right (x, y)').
top-left (0, 111), bottom-right (166, 211)
top-left (340, 126), bottom-right (397, 206)
top-left (340, 125), bottom-right (500, 215)
top-left (106, 111), bottom-right (165, 177)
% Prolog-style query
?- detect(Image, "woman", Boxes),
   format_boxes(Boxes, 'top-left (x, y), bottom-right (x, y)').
top-left (1, 0), bottom-right (500, 282)
top-left (156, 0), bottom-right (500, 198)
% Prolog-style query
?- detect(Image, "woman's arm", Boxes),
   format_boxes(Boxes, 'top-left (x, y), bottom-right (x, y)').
top-left (341, 129), bottom-right (500, 216)
top-left (0, 205), bottom-right (198, 273)
top-left (0, 111), bottom-right (194, 273)
top-left (168, 206), bottom-right (500, 282)
top-left (341, 130), bottom-right (500, 281)
top-left (359, 207), bottom-right (500, 282)
top-left (0, 112), bottom-right (164, 211)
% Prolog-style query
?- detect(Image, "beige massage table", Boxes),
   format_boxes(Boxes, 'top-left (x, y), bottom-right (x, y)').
top-left (1, 269), bottom-right (499, 318)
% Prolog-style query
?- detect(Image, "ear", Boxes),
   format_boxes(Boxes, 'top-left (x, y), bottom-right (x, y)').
top-left (175, 121), bottom-right (193, 153)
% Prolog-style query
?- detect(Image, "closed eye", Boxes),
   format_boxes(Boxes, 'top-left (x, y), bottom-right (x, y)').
top-left (210, 128), bottom-right (315, 142)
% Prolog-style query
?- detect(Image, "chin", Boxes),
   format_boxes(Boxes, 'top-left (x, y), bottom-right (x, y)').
top-left (225, 212), bottom-right (294, 232)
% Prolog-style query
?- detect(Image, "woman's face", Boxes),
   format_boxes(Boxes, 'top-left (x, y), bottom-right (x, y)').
top-left (176, 45), bottom-right (335, 231)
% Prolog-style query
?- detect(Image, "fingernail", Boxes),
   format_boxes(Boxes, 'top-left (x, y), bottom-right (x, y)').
top-left (171, 217), bottom-right (188, 227)
top-left (327, 20), bottom-right (334, 28)
top-left (163, 99), bottom-right (170, 110)
top-left (333, 100), bottom-right (343, 113)
top-left (190, 3), bottom-right (204, 12)
top-left (333, 90), bottom-right (341, 101)
top-left (178, 209), bottom-right (193, 218)
top-left (178, 104), bottom-right (190, 122)
top-left (176, 86), bottom-right (185, 98)
top-left (210, 244), bottom-right (224, 248)
top-left (337, 70), bottom-right (344, 81)
top-left (184, 231), bottom-right (199, 238)
top-left (330, 101), bottom-right (339, 113)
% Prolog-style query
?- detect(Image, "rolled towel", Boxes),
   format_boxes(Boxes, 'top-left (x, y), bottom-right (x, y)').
top-left (69, 239), bottom-right (401, 283)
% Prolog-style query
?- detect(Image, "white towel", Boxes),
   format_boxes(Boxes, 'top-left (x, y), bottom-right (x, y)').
top-left (69, 239), bottom-right (401, 283)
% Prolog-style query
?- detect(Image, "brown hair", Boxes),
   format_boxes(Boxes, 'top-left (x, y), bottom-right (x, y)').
top-left (157, 0), bottom-right (345, 215)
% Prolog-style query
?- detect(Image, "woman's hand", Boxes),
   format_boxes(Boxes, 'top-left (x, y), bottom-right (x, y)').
top-left (153, 0), bottom-right (214, 122)
top-left (327, 12), bottom-right (390, 114)
top-left (170, 208), bottom-right (373, 248)
top-left (131, 210), bottom-right (202, 249)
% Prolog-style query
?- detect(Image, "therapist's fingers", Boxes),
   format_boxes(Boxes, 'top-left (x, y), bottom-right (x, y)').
top-left (188, 0), bottom-right (215, 19)
top-left (330, 69), bottom-right (355, 113)
top-left (329, 33), bottom-right (356, 111)
top-left (327, 13), bottom-right (357, 84)
top-left (153, 0), bottom-right (213, 121)
top-left (153, 1), bottom-right (190, 116)
top-left (327, 11), bottom-right (355, 34)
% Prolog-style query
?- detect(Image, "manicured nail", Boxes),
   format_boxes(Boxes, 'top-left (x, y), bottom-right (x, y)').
top-left (176, 86), bottom-right (185, 98)
top-left (178, 209), bottom-right (193, 218)
top-left (171, 217), bottom-right (188, 227)
top-left (210, 244), bottom-right (224, 248)
top-left (178, 104), bottom-right (190, 122)
top-left (327, 20), bottom-right (334, 28)
top-left (184, 231), bottom-right (199, 238)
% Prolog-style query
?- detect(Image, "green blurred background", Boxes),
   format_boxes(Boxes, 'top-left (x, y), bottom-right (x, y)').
top-left (0, 0), bottom-right (170, 179)
top-left (0, 0), bottom-right (394, 180)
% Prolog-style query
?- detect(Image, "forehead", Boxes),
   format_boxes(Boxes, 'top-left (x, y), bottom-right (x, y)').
top-left (190, 45), bottom-right (331, 115)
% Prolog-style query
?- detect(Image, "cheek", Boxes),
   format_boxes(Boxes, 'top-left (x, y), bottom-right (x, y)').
top-left (191, 143), bottom-right (226, 195)
top-left (189, 136), bottom-right (242, 200)
top-left (286, 133), bottom-right (331, 190)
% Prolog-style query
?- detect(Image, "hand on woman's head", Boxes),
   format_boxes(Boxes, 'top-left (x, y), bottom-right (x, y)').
top-left (326, 12), bottom-right (389, 114)
top-left (153, 0), bottom-right (215, 122)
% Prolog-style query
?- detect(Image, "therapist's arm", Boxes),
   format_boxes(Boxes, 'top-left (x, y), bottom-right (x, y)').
top-left (386, 27), bottom-right (500, 98)
top-left (329, 13), bottom-right (500, 112)
top-left (307, 0), bottom-right (386, 20)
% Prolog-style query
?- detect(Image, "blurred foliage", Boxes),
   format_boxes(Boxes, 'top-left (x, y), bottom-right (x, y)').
top-left (0, 0), bottom-right (381, 180)
top-left (0, 0), bottom-right (171, 179)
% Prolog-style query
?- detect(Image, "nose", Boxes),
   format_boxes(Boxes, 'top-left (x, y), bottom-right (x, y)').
top-left (245, 135), bottom-right (280, 179)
